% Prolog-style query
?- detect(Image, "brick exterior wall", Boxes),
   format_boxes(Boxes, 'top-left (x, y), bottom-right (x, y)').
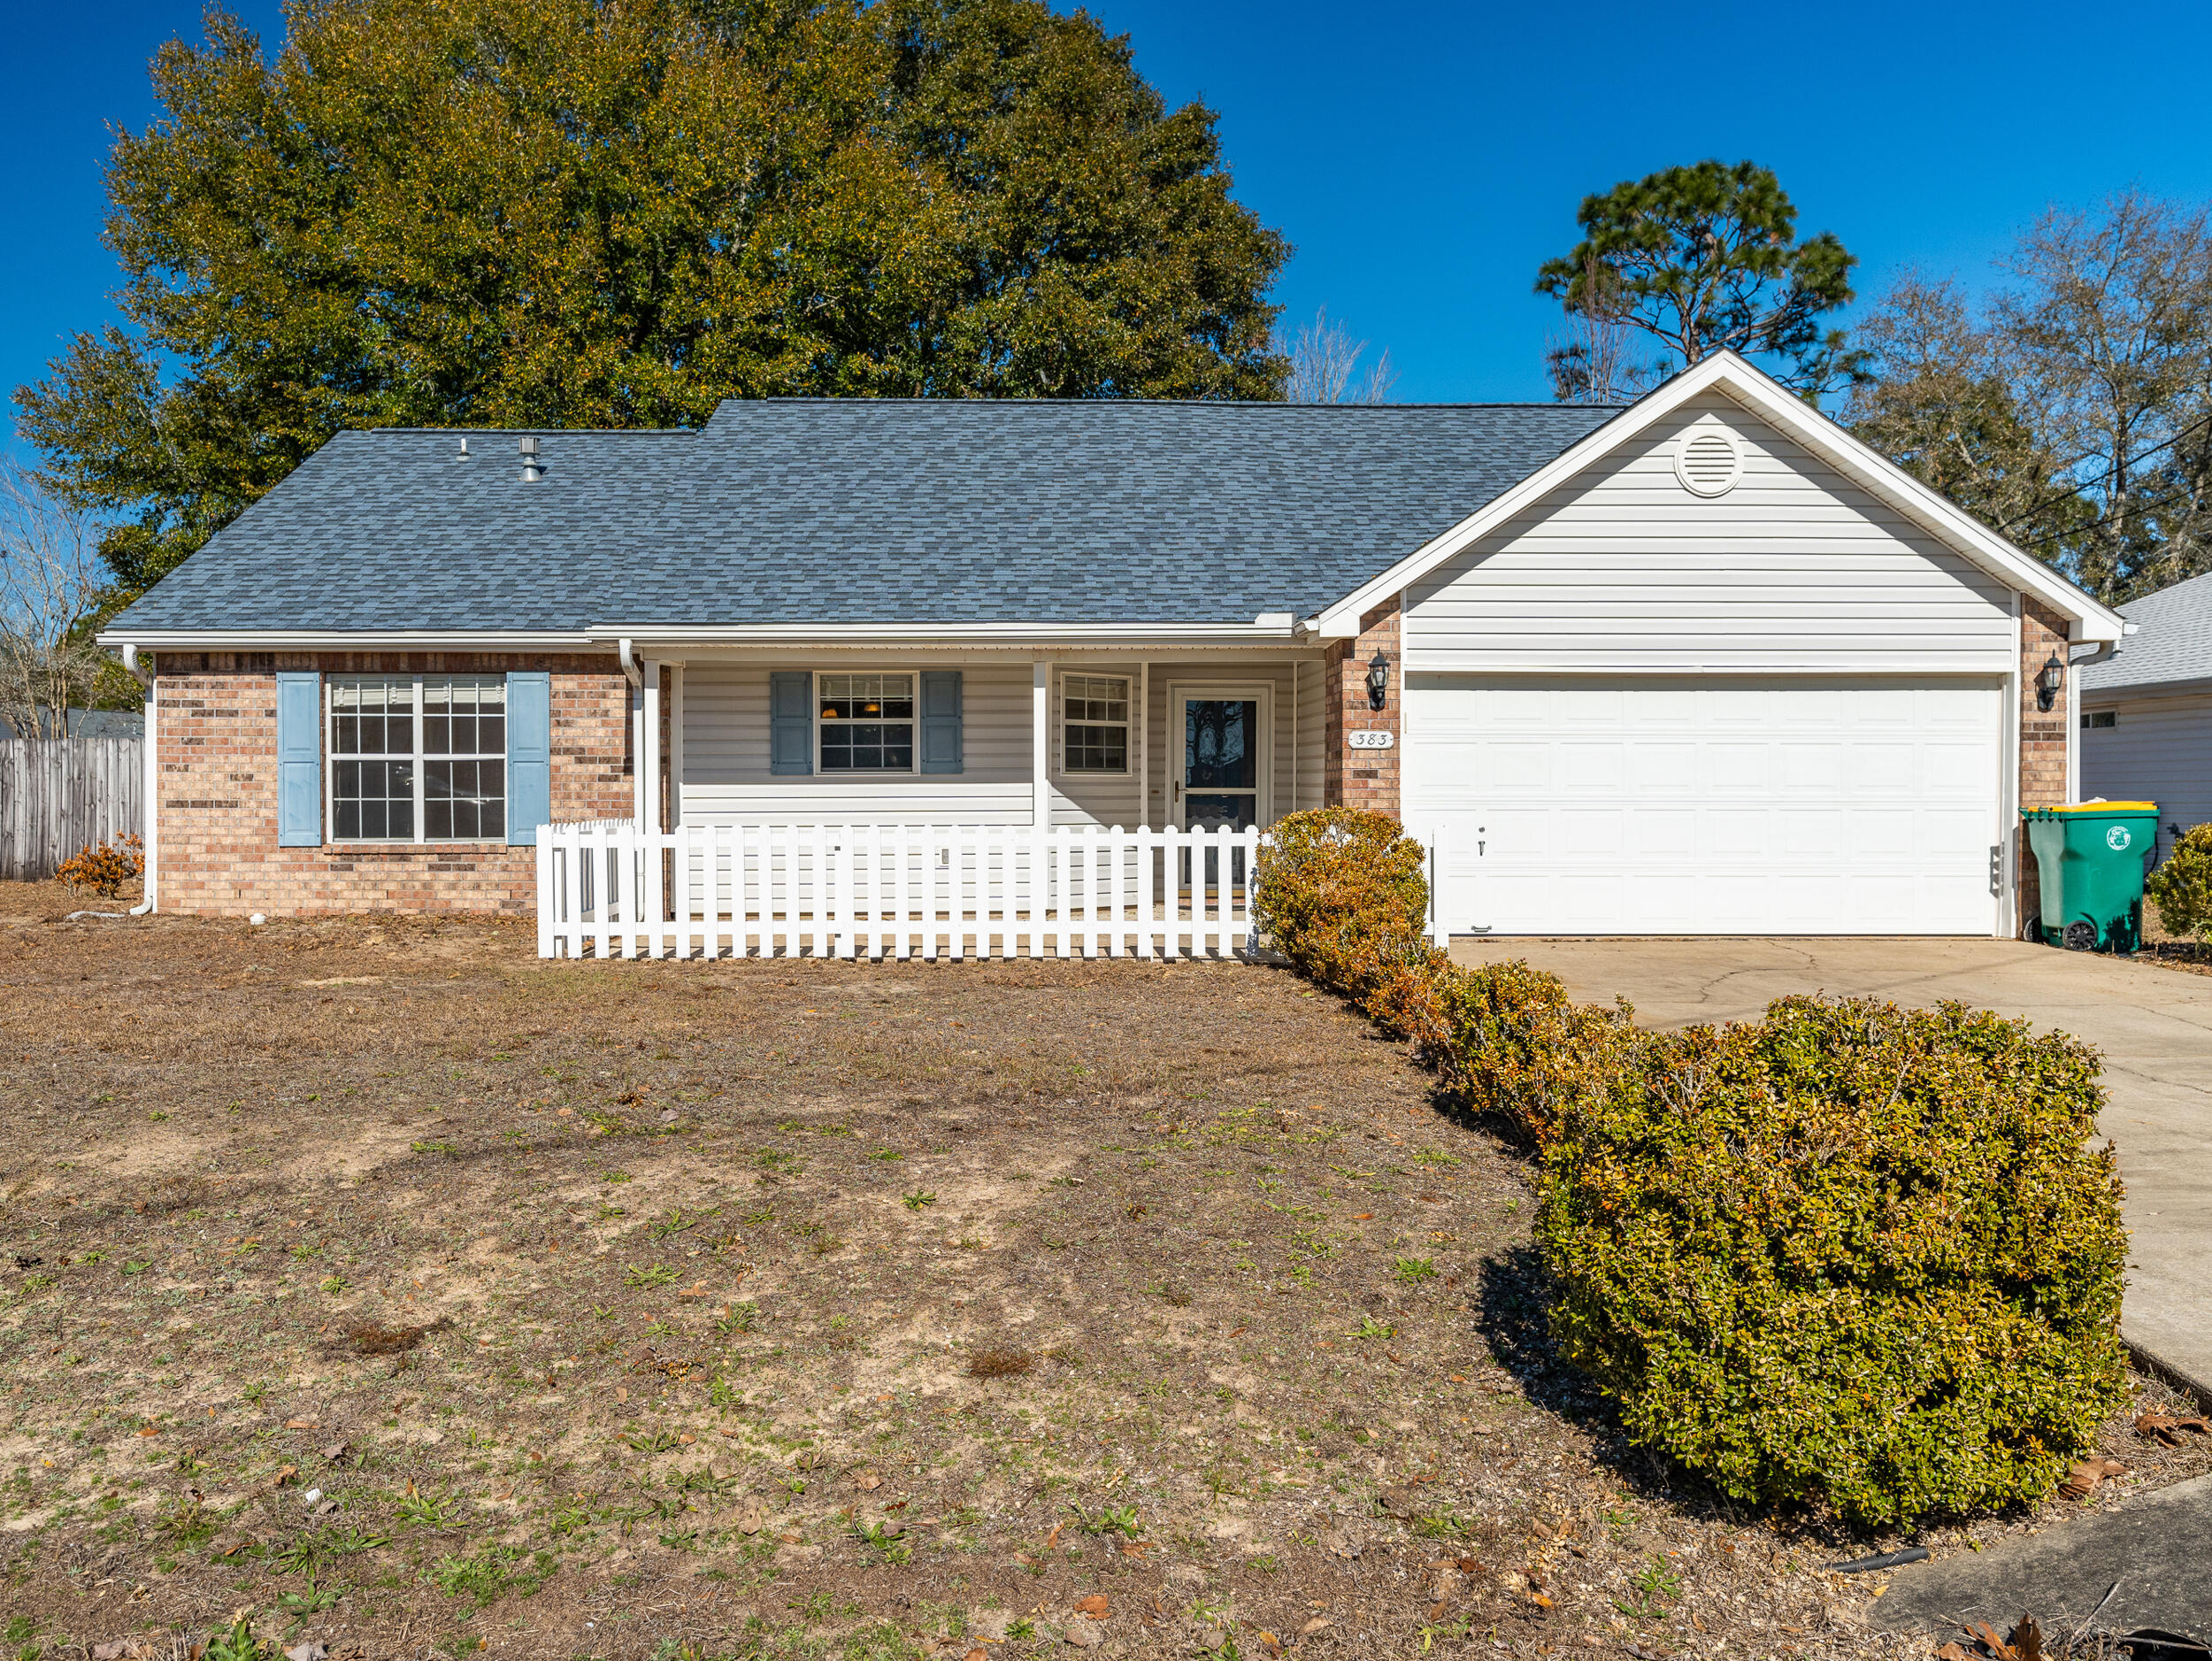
top-left (1322, 600), bottom-right (1401, 819)
top-left (2016, 597), bottom-right (2072, 936)
top-left (150, 652), bottom-right (632, 918)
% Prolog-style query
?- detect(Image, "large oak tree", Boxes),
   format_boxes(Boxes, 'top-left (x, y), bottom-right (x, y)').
top-left (16, 0), bottom-right (1291, 604)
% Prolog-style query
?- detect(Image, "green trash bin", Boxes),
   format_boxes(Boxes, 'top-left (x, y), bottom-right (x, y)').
top-left (2022, 801), bottom-right (2159, 951)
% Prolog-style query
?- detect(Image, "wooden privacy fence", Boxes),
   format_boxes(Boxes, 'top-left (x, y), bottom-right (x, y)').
top-left (537, 820), bottom-right (1277, 961)
top-left (0, 735), bottom-right (142, 880)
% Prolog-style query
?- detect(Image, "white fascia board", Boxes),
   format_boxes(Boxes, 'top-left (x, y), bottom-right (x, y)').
top-left (1312, 352), bottom-right (2128, 645)
top-left (96, 628), bottom-right (604, 650)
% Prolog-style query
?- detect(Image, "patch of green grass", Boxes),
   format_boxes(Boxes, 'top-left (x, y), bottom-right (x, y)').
top-left (650, 1205), bottom-right (720, 1241)
top-left (902, 1190), bottom-right (938, 1212)
top-left (867, 1149), bottom-right (904, 1163)
top-left (1350, 1315), bottom-right (1396, 1341)
top-left (431, 1542), bottom-right (557, 1611)
top-left (852, 1518), bottom-right (912, 1565)
top-left (625, 1262), bottom-right (680, 1288)
top-left (1392, 1256), bottom-right (1438, 1286)
top-left (396, 1487), bottom-right (454, 1528)
top-left (410, 1139), bottom-right (458, 1157)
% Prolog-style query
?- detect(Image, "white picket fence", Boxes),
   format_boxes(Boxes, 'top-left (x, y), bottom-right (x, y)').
top-left (536, 820), bottom-right (1268, 960)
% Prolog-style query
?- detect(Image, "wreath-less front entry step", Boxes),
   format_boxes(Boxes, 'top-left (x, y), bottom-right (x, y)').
top-left (1870, 1471), bottom-right (2212, 1638)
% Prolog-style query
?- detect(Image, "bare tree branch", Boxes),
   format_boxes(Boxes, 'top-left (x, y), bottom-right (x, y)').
top-left (1283, 309), bottom-right (1399, 404)
top-left (0, 462), bottom-right (115, 734)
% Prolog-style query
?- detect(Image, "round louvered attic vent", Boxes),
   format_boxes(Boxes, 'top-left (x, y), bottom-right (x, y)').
top-left (1674, 426), bottom-right (1743, 496)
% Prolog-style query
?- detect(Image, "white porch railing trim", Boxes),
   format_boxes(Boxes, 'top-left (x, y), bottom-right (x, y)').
top-left (537, 820), bottom-right (1275, 961)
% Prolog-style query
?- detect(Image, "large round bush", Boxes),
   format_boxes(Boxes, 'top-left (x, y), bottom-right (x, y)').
top-left (1539, 995), bottom-right (2128, 1525)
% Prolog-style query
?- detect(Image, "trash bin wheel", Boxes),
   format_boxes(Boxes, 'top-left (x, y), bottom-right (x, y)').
top-left (2063, 919), bottom-right (2097, 951)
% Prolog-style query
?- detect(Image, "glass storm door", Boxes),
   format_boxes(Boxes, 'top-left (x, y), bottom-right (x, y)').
top-left (1179, 698), bottom-right (1260, 830)
top-left (1178, 697), bottom-right (1258, 893)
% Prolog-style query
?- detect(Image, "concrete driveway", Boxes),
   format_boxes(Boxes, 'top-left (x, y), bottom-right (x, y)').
top-left (1449, 935), bottom-right (2212, 1400)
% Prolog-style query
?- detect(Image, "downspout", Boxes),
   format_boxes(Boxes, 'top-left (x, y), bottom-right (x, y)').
top-left (618, 640), bottom-right (645, 827)
top-left (122, 646), bottom-right (157, 916)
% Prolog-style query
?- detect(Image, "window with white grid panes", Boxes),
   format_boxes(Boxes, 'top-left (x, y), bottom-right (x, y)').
top-left (1062, 673), bottom-right (1130, 773)
top-left (328, 675), bottom-right (506, 842)
top-left (818, 673), bottom-right (915, 771)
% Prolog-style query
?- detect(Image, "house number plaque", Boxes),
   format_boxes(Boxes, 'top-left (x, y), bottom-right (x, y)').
top-left (1348, 729), bottom-right (1394, 750)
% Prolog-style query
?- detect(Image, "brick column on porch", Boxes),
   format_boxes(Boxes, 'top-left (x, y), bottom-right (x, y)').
top-left (2016, 596), bottom-right (2071, 937)
top-left (1323, 599), bottom-right (1402, 819)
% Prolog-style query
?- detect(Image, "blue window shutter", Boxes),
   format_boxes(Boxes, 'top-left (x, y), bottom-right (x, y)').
top-left (275, 672), bottom-right (323, 847)
top-left (506, 671), bottom-right (551, 845)
top-left (771, 672), bottom-right (813, 775)
top-left (920, 671), bottom-right (964, 774)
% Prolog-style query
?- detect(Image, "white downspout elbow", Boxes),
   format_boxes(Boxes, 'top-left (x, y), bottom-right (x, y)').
top-left (618, 638), bottom-right (642, 688)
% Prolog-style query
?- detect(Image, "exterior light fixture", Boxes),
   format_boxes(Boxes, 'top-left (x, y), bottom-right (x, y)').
top-left (1365, 649), bottom-right (1390, 711)
top-left (2037, 651), bottom-right (2064, 712)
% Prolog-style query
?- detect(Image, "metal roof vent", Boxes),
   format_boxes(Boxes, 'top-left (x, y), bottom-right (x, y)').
top-left (519, 434), bottom-right (543, 483)
top-left (454, 436), bottom-right (471, 463)
top-left (1674, 423), bottom-right (1742, 497)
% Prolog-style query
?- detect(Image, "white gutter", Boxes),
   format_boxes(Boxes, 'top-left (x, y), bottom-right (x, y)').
top-left (94, 628), bottom-right (604, 650)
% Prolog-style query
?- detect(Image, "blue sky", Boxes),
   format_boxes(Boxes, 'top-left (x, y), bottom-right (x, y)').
top-left (5, 0), bottom-right (2212, 427)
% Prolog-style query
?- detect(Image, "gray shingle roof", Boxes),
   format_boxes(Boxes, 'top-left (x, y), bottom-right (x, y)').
top-left (2079, 570), bottom-right (2212, 696)
top-left (106, 399), bottom-right (1621, 634)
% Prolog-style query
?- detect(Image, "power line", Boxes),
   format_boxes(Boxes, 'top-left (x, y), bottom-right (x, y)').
top-left (2010, 471), bottom-right (2210, 555)
top-left (1991, 406), bottom-right (2212, 536)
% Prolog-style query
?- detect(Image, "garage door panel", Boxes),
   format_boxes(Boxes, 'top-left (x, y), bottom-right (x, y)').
top-left (1406, 675), bottom-right (2002, 936)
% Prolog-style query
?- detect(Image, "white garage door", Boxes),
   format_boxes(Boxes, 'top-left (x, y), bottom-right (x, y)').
top-left (1404, 676), bottom-right (2005, 936)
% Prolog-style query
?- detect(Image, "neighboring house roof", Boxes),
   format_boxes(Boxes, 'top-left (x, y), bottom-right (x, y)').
top-left (2080, 569), bottom-right (2212, 696)
top-left (103, 400), bottom-right (1620, 636)
top-left (0, 707), bottom-right (144, 740)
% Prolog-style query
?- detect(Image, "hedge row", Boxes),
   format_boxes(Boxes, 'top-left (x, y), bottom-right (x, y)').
top-left (1255, 808), bottom-right (2131, 1526)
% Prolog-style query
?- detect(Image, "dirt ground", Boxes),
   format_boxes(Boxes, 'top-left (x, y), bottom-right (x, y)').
top-left (1, 881), bottom-right (2205, 1661)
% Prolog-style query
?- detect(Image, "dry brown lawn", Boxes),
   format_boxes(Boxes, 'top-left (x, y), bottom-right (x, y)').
top-left (0, 886), bottom-right (2201, 1661)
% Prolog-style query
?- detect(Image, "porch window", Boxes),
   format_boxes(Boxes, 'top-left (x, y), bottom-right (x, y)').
top-left (328, 675), bottom-right (506, 842)
top-left (1063, 674), bottom-right (1130, 773)
top-left (818, 673), bottom-right (915, 771)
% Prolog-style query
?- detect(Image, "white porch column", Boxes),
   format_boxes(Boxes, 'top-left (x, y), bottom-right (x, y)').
top-left (1032, 660), bottom-right (1052, 827)
top-left (667, 664), bottom-right (685, 829)
top-left (641, 659), bottom-right (663, 833)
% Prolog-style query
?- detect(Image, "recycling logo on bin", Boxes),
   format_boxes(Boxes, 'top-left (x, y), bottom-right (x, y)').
top-left (2107, 825), bottom-right (2132, 851)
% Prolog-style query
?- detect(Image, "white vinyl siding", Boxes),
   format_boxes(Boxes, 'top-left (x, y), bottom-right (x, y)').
top-left (1403, 393), bottom-right (2016, 674)
top-left (2080, 692), bottom-right (2212, 861)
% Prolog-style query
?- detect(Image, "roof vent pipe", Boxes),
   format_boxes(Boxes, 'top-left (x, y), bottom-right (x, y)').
top-left (455, 436), bottom-right (471, 463)
top-left (519, 434), bottom-right (542, 483)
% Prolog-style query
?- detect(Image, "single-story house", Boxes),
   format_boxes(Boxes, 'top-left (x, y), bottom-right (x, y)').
top-left (100, 350), bottom-right (2124, 946)
top-left (2080, 568), bottom-right (2212, 860)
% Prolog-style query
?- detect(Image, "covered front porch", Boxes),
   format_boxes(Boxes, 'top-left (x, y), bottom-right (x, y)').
top-left (538, 640), bottom-right (1366, 959)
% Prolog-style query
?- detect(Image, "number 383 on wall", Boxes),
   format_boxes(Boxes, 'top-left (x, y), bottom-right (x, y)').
top-left (1348, 729), bottom-right (1394, 750)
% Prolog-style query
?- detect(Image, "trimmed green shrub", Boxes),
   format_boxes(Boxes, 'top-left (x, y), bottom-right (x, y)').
top-left (1255, 808), bottom-right (1434, 1003)
top-left (1420, 961), bottom-right (1636, 1148)
top-left (2147, 823), bottom-right (2212, 940)
top-left (1539, 995), bottom-right (2129, 1525)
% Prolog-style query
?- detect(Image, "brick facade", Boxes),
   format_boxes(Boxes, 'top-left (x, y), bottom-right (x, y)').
top-left (150, 652), bottom-right (631, 918)
top-left (2016, 597), bottom-right (2072, 936)
top-left (1322, 600), bottom-right (1401, 819)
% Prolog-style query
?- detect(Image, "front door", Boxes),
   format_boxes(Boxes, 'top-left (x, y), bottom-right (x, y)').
top-left (1178, 697), bottom-right (1261, 830)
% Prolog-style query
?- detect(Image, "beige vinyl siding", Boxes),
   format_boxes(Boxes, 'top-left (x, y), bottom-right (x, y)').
top-left (2080, 691), bottom-right (2212, 860)
top-left (681, 657), bottom-right (1325, 828)
top-left (1403, 391), bottom-right (2016, 674)
top-left (680, 662), bottom-right (1032, 826)
top-left (1294, 657), bottom-right (1326, 812)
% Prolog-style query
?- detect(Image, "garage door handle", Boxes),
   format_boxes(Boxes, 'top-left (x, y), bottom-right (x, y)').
top-left (1478, 827), bottom-right (1486, 857)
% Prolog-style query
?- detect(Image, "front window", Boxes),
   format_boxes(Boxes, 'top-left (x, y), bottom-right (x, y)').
top-left (818, 673), bottom-right (914, 771)
top-left (329, 675), bottom-right (506, 842)
top-left (1063, 674), bottom-right (1130, 773)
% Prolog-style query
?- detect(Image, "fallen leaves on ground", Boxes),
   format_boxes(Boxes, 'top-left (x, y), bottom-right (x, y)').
top-left (2058, 1456), bottom-right (2127, 1498)
top-left (2136, 1409), bottom-right (2212, 1445)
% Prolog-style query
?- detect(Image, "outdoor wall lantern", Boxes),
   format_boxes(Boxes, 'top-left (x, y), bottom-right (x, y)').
top-left (2037, 651), bottom-right (2064, 712)
top-left (1366, 649), bottom-right (1391, 711)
